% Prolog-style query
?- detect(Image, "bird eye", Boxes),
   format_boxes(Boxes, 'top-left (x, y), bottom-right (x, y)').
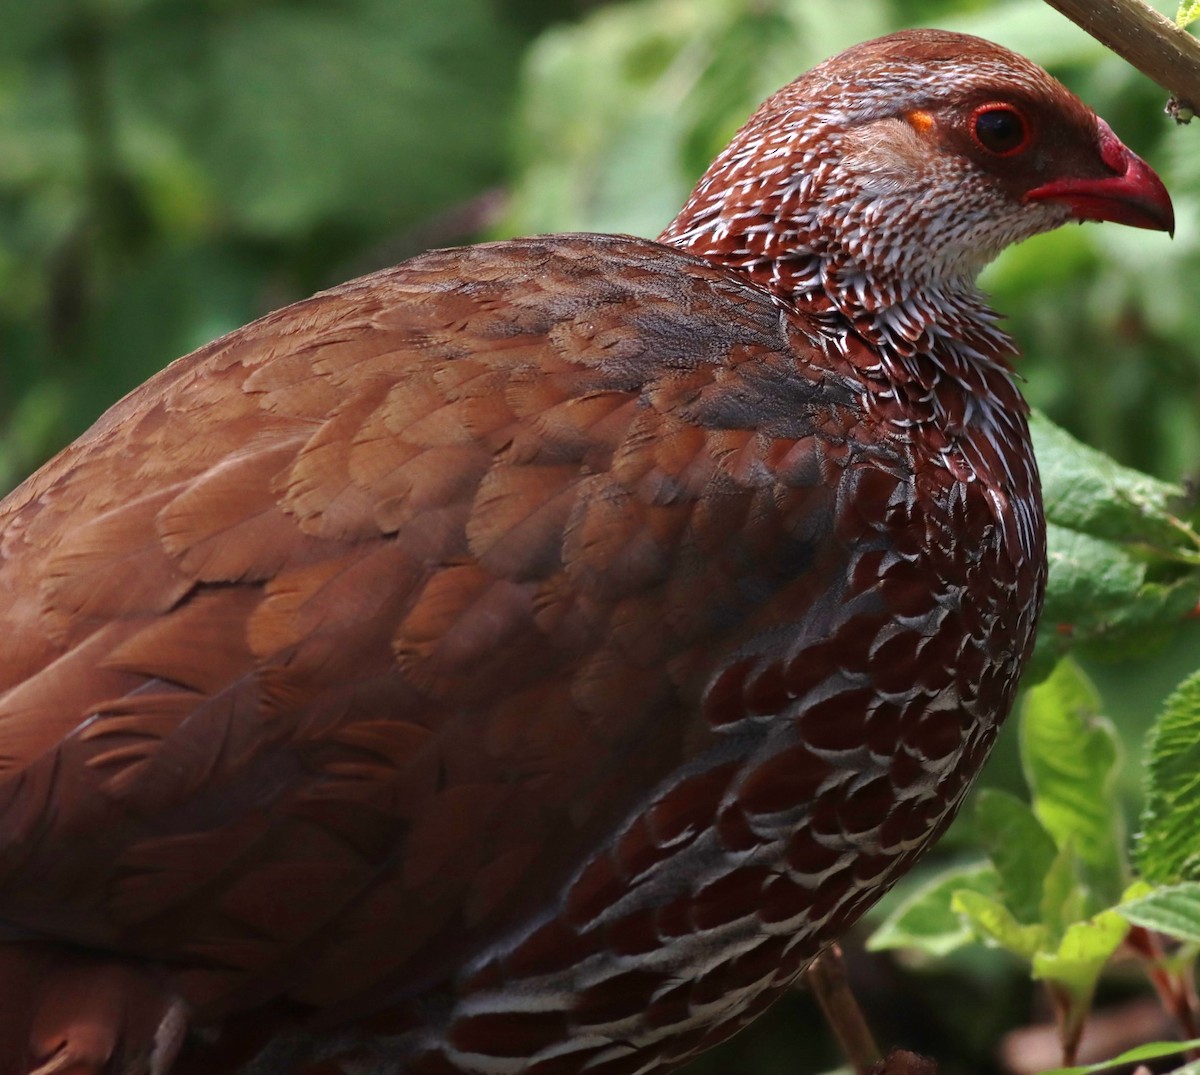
top-left (971, 104), bottom-right (1030, 156)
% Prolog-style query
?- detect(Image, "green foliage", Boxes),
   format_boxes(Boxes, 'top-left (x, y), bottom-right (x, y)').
top-left (1137, 670), bottom-right (1200, 884)
top-left (868, 862), bottom-right (1000, 956)
top-left (503, 0), bottom-right (895, 240)
top-left (1033, 413), bottom-right (1200, 675)
top-left (1021, 660), bottom-right (1127, 905)
top-left (974, 789), bottom-right (1058, 924)
top-left (1040, 1037), bottom-right (1200, 1075)
top-left (872, 655), bottom-right (1200, 1068)
top-left (1121, 882), bottom-right (1200, 944)
top-left (1034, 412), bottom-right (1195, 551)
top-left (1178, 2), bottom-right (1200, 30)
top-left (868, 662), bottom-right (1137, 1041)
top-left (873, 661), bottom-right (1136, 1056)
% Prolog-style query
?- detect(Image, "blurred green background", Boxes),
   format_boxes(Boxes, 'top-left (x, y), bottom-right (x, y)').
top-left (2, 0), bottom-right (1198, 1071)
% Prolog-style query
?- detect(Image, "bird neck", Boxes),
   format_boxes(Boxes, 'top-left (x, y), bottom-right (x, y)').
top-left (659, 214), bottom-right (1026, 435)
top-left (659, 209), bottom-right (1042, 567)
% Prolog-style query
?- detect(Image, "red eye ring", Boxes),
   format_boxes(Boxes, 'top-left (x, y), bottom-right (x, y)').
top-left (970, 103), bottom-right (1031, 156)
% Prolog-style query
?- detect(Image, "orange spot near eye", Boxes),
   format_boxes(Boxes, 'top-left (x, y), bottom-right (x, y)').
top-left (907, 110), bottom-right (934, 134)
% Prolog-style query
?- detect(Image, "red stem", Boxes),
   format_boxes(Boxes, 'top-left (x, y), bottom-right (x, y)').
top-left (1126, 926), bottom-right (1200, 1053)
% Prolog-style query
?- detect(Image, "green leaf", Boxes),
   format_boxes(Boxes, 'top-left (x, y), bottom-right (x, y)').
top-left (1028, 413), bottom-right (1200, 673)
top-left (1122, 879), bottom-right (1155, 902)
top-left (1031, 412), bottom-right (1191, 552)
top-left (951, 889), bottom-right (1047, 960)
top-left (974, 789), bottom-right (1057, 924)
top-left (1120, 882), bottom-right (1200, 944)
top-left (868, 863), bottom-right (999, 957)
top-left (1138, 670), bottom-right (1200, 884)
top-left (1179, 1), bottom-right (1200, 30)
top-left (1038, 1036), bottom-right (1200, 1075)
top-left (1032, 907), bottom-right (1130, 1062)
top-left (1040, 840), bottom-right (1087, 939)
top-left (1021, 659), bottom-right (1126, 905)
top-left (1035, 526), bottom-right (1200, 674)
top-left (1031, 909), bottom-right (1129, 998)
top-left (1043, 526), bottom-right (1146, 620)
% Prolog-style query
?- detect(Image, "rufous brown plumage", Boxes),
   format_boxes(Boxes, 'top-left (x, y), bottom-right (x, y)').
top-left (0, 28), bottom-right (1173, 1075)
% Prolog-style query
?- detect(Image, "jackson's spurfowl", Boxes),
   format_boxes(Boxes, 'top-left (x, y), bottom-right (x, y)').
top-left (0, 28), bottom-right (1174, 1075)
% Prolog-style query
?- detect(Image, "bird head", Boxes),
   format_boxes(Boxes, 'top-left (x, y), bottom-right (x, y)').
top-left (662, 29), bottom-right (1173, 366)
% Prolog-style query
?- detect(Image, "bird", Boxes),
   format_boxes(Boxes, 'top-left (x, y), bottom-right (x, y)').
top-left (0, 27), bottom-right (1173, 1075)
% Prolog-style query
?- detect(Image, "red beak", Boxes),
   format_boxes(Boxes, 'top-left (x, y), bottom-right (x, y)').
top-left (1025, 119), bottom-right (1175, 236)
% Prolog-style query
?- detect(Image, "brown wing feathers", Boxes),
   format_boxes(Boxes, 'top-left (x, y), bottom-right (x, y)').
top-left (0, 236), bottom-right (856, 1072)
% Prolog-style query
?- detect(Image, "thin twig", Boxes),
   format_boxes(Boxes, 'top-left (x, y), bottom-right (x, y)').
top-left (805, 946), bottom-right (882, 1075)
top-left (1041, 0), bottom-right (1200, 119)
